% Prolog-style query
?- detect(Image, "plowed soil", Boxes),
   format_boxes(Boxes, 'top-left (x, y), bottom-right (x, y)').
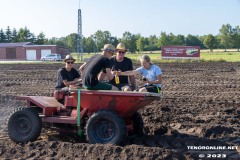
top-left (0, 62), bottom-right (240, 160)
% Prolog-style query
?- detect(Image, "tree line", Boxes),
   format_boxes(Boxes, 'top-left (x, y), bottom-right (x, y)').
top-left (0, 24), bottom-right (239, 53)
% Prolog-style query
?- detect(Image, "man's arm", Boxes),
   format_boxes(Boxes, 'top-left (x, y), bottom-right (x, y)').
top-left (129, 75), bottom-right (136, 90)
top-left (62, 78), bottom-right (81, 87)
top-left (79, 62), bottom-right (86, 76)
top-left (146, 74), bottom-right (162, 85)
top-left (118, 70), bottom-right (139, 76)
top-left (98, 71), bottom-right (106, 81)
top-left (106, 68), bottom-right (114, 81)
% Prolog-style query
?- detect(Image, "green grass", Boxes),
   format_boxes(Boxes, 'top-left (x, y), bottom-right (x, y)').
top-left (0, 51), bottom-right (238, 64)
top-left (71, 51), bottom-right (240, 63)
top-left (200, 52), bottom-right (240, 62)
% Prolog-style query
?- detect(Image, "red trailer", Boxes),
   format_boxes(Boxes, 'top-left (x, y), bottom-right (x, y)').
top-left (7, 89), bottom-right (160, 145)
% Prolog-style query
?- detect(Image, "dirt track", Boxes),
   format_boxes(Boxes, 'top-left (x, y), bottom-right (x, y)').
top-left (0, 62), bottom-right (240, 159)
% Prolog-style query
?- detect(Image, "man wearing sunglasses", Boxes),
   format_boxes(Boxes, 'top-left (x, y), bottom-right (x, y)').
top-left (98, 43), bottom-right (136, 91)
top-left (55, 55), bottom-right (81, 89)
top-left (79, 44), bottom-right (119, 91)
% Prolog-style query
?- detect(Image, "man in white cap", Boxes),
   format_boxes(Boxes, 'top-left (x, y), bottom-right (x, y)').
top-left (98, 43), bottom-right (136, 91)
top-left (55, 55), bottom-right (81, 89)
top-left (79, 44), bottom-right (118, 91)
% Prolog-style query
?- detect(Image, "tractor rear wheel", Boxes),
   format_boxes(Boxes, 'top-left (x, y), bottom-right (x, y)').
top-left (8, 107), bottom-right (42, 143)
top-left (86, 109), bottom-right (126, 145)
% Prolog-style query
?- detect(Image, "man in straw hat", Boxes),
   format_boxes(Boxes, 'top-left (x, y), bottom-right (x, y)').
top-left (98, 43), bottom-right (136, 91)
top-left (55, 54), bottom-right (81, 89)
top-left (79, 44), bottom-right (118, 90)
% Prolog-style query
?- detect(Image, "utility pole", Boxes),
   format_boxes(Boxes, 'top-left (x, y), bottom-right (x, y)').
top-left (77, 0), bottom-right (83, 61)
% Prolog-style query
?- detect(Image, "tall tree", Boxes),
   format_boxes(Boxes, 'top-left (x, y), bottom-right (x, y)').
top-left (136, 36), bottom-right (145, 53)
top-left (5, 26), bottom-right (12, 42)
top-left (56, 37), bottom-right (68, 48)
top-left (203, 34), bottom-right (217, 52)
top-left (109, 36), bottom-right (119, 47)
top-left (15, 26), bottom-right (34, 42)
top-left (174, 34), bottom-right (186, 45)
top-left (168, 33), bottom-right (176, 45)
top-left (66, 33), bottom-right (77, 52)
top-left (0, 29), bottom-right (6, 43)
top-left (24, 27), bottom-right (34, 42)
top-left (93, 30), bottom-right (114, 52)
top-left (214, 35), bottom-right (222, 49)
top-left (232, 25), bottom-right (240, 51)
top-left (46, 37), bottom-right (58, 45)
top-left (31, 33), bottom-right (37, 43)
top-left (35, 32), bottom-right (46, 44)
top-left (186, 34), bottom-right (204, 48)
top-left (83, 36), bottom-right (95, 53)
top-left (158, 32), bottom-right (169, 48)
top-left (11, 28), bottom-right (18, 42)
top-left (219, 24), bottom-right (234, 51)
top-left (46, 37), bottom-right (68, 48)
top-left (121, 31), bottom-right (137, 53)
top-left (146, 35), bottom-right (158, 51)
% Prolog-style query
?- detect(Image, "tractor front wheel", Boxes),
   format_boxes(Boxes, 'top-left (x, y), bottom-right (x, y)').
top-left (86, 110), bottom-right (126, 145)
top-left (7, 107), bottom-right (42, 143)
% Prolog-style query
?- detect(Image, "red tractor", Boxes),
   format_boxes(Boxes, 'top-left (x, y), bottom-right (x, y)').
top-left (7, 89), bottom-right (160, 145)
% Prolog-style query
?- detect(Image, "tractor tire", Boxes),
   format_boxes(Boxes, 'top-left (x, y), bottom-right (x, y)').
top-left (7, 107), bottom-right (42, 143)
top-left (86, 109), bottom-right (126, 145)
top-left (132, 112), bottom-right (145, 136)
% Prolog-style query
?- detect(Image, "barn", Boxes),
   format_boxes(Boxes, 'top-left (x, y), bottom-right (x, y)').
top-left (0, 42), bottom-right (69, 60)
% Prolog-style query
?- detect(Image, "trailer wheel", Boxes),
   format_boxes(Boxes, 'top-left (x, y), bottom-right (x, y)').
top-left (8, 107), bottom-right (42, 143)
top-left (132, 112), bottom-right (145, 136)
top-left (86, 110), bottom-right (126, 145)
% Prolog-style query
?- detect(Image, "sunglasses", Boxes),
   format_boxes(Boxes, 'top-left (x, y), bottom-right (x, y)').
top-left (107, 51), bottom-right (114, 55)
top-left (105, 49), bottom-right (115, 53)
top-left (66, 61), bottom-right (74, 64)
top-left (118, 51), bottom-right (126, 54)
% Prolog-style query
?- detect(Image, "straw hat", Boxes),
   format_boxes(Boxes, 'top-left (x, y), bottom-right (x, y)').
top-left (116, 43), bottom-right (127, 51)
top-left (63, 55), bottom-right (76, 62)
top-left (101, 44), bottom-right (115, 53)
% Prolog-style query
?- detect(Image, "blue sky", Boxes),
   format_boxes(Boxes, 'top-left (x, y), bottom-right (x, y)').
top-left (1, 0), bottom-right (240, 38)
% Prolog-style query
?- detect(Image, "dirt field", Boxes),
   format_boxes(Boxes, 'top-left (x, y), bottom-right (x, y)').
top-left (0, 62), bottom-right (239, 159)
